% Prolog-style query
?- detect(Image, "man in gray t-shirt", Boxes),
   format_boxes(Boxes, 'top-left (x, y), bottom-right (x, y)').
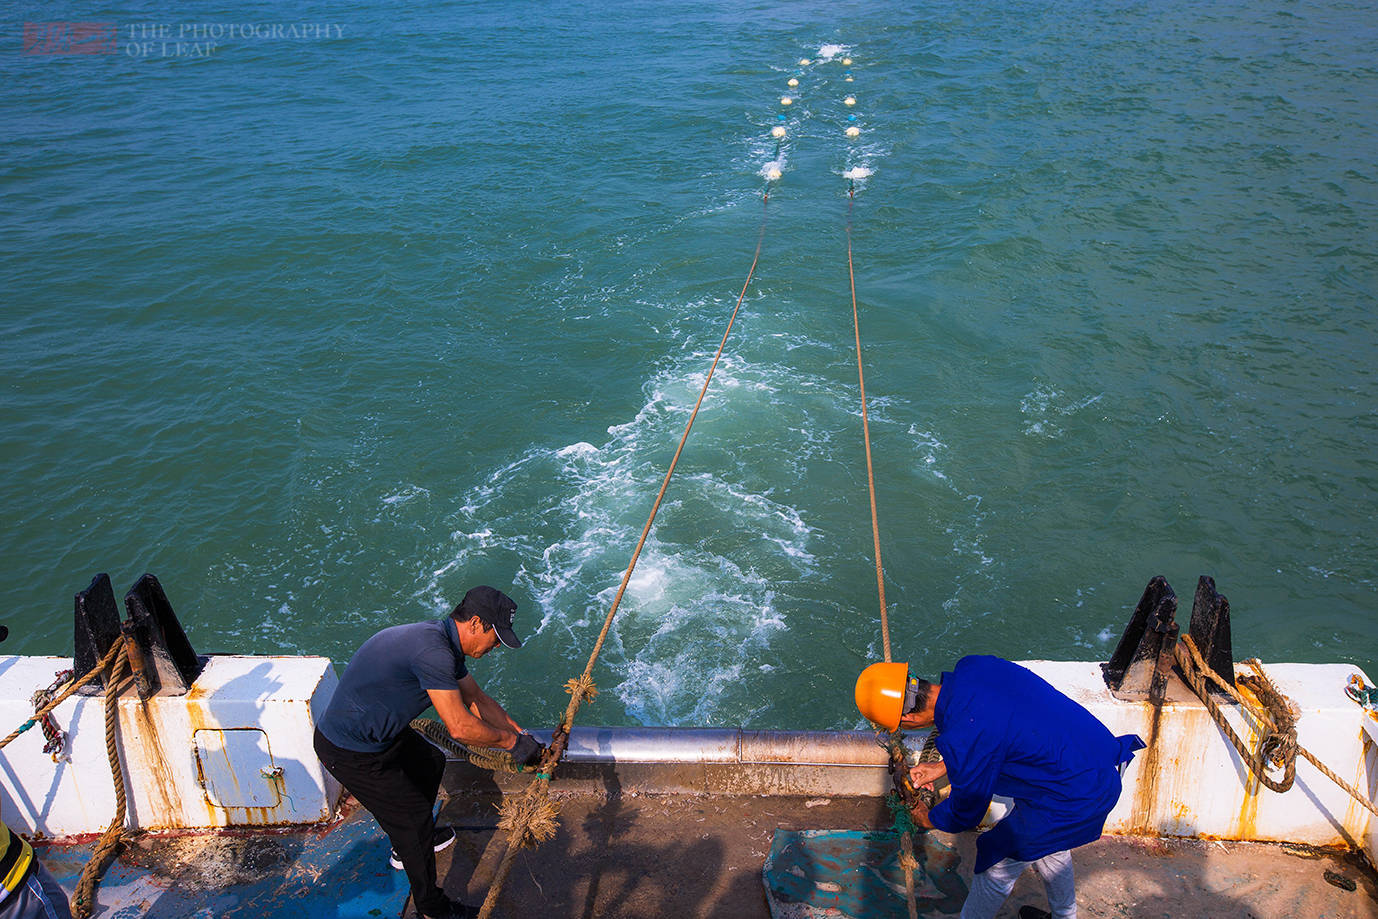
top-left (314, 586), bottom-right (543, 919)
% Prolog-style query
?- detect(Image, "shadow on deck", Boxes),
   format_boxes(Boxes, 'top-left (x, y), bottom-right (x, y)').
top-left (32, 762), bottom-right (1378, 918)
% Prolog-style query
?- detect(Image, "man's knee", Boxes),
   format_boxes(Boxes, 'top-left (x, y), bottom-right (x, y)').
top-left (1031, 850), bottom-right (1076, 917)
top-left (960, 859), bottom-right (1030, 919)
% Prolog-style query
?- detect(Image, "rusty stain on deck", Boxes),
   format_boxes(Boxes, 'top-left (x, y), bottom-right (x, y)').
top-left (1127, 701), bottom-right (1164, 835)
top-left (122, 696), bottom-right (182, 829)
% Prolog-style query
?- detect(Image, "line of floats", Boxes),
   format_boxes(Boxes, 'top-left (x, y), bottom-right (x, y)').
top-left (763, 49), bottom-right (869, 183)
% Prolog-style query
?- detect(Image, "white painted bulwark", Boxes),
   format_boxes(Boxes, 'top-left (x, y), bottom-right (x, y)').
top-left (2, 653), bottom-right (1373, 850)
top-left (1022, 660), bottom-right (1377, 849)
top-left (0, 655), bottom-right (342, 838)
top-left (1362, 711), bottom-right (1378, 867)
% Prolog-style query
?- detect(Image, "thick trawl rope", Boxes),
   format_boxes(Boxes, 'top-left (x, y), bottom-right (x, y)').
top-left (845, 183), bottom-right (891, 663)
top-left (476, 190), bottom-right (772, 919)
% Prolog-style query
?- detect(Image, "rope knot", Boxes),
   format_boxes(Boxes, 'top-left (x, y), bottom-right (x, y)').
top-left (1239, 664), bottom-right (1299, 779)
top-left (563, 675), bottom-right (598, 705)
top-left (496, 782), bottom-right (560, 850)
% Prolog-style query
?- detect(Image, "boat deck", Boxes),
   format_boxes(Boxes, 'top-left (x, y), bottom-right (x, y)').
top-left (34, 772), bottom-right (1377, 918)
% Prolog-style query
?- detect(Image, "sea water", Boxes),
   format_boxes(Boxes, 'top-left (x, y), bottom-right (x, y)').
top-left (2, 0), bottom-right (1375, 729)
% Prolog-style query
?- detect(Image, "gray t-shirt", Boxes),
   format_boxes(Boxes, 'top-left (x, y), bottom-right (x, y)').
top-left (316, 618), bottom-right (469, 752)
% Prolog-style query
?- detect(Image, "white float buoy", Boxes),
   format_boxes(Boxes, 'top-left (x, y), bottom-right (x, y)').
top-left (844, 96), bottom-right (856, 106)
top-left (787, 78), bottom-right (799, 87)
top-left (845, 126), bottom-right (860, 138)
top-left (771, 126), bottom-right (786, 138)
top-left (780, 96), bottom-right (793, 106)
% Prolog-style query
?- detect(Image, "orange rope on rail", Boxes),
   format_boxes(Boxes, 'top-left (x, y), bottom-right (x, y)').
top-left (847, 183), bottom-right (891, 663)
top-left (476, 188), bottom-right (772, 919)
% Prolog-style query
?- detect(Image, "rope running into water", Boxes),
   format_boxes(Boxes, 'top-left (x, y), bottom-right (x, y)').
top-left (846, 183), bottom-right (890, 664)
top-left (848, 182), bottom-right (918, 919)
top-left (475, 189), bottom-right (773, 919)
top-left (1175, 635), bottom-right (1377, 817)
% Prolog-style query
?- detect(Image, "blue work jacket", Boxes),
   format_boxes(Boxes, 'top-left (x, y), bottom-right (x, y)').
top-left (927, 655), bottom-right (1144, 873)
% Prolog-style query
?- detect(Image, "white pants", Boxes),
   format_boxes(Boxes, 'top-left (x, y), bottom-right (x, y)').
top-left (959, 850), bottom-right (1076, 919)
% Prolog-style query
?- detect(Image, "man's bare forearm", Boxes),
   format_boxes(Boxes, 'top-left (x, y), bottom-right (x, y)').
top-left (471, 692), bottom-right (521, 735)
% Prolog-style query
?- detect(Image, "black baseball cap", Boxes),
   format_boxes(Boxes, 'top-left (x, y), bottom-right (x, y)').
top-left (456, 586), bottom-right (522, 649)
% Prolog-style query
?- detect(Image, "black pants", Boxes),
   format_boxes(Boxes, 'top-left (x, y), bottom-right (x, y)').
top-left (314, 727), bottom-right (448, 917)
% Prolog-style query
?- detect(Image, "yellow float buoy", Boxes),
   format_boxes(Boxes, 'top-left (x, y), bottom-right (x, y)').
top-left (771, 126), bottom-right (786, 138)
top-left (844, 96), bottom-right (856, 106)
top-left (845, 126), bottom-right (860, 138)
top-left (787, 78), bottom-right (799, 87)
top-left (799, 58), bottom-right (811, 65)
top-left (842, 57), bottom-right (852, 66)
top-left (767, 166), bottom-right (782, 180)
top-left (780, 96), bottom-right (793, 106)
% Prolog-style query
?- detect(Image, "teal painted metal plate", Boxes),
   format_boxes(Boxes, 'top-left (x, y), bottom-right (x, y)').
top-left (763, 829), bottom-right (968, 918)
top-left (35, 810), bottom-right (412, 918)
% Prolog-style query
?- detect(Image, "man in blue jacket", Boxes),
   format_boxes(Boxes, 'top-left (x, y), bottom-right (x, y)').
top-left (856, 655), bottom-right (1144, 919)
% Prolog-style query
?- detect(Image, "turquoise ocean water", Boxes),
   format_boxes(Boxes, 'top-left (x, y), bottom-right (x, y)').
top-left (3, 1), bottom-right (1375, 730)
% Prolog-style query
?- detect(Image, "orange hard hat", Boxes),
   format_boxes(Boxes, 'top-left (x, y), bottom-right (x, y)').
top-left (855, 661), bottom-right (909, 731)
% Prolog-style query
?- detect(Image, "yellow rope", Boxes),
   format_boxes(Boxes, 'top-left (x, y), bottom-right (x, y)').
top-left (476, 189), bottom-right (772, 919)
top-left (846, 184), bottom-right (890, 663)
top-left (0, 641), bottom-right (133, 917)
top-left (0, 640), bottom-right (124, 751)
top-left (71, 646), bottom-right (132, 919)
top-left (1241, 659), bottom-right (1377, 818)
top-left (1174, 636), bottom-right (1376, 817)
top-left (847, 182), bottom-right (917, 919)
top-left (1175, 636), bottom-right (1295, 792)
top-left (899, 833), bottom-right (919, 919)
top-left (1296, 745), bottom-right (1378, 818)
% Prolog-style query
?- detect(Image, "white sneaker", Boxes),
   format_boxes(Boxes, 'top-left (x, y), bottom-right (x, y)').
top-left (389, 825), bottom-right (457, 869)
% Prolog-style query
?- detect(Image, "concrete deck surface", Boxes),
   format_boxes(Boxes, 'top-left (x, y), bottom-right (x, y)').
top-left (33, 786), bottom-right (1377, 918)
top-left (443, 790), bottom-right (1376, 919)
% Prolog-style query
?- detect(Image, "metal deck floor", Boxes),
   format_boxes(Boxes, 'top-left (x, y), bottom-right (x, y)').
top-left (35, 785), bottom-right (1378, 918)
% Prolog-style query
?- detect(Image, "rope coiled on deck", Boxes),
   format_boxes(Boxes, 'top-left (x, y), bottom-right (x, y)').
top-left (1, 641), bottom-right (151, 918)
top-left (1174, 635), bottom-right (1297, 793)
top-left (71, 646), bottom-right (132, 919)
top-left (1174, 635), bottom-right (1377, 817)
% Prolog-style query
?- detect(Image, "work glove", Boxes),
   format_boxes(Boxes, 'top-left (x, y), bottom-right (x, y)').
top-left (511, 732), bottom-right (545, 767)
